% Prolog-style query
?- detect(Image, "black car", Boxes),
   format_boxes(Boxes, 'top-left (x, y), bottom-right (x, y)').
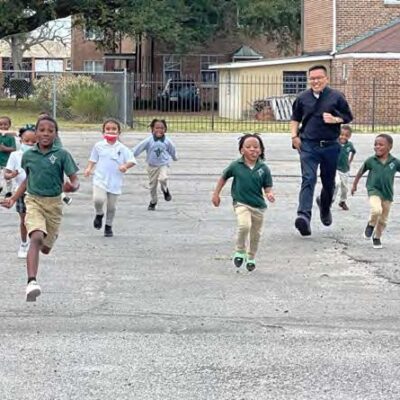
top-left (157, 79), bottom-right (201, 112)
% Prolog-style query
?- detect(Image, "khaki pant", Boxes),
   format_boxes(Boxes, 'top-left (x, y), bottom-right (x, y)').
top-left (147, 165), bottom-right (168, 204)
top-left (333, 171), bottom-right (349, 203)
top-left (93, 185), bottom-right (119, 226)
top-left (234, 203), bottom-right (265, 260)
top-left (25, 194), bottom-right (63, 249)
top-left (369, 195), bottom-right (392, 238)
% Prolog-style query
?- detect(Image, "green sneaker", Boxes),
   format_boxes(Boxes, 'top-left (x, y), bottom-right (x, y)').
top-left (246, 259), bottom-right (256, 272)
top-left (233, 252), bottom-right (246, 268)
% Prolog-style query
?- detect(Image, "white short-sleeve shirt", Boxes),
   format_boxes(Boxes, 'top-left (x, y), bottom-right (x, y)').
top-left (5, 150), bottom-right (26, 188)
top-left (90, 140), bottom-right (136, 194)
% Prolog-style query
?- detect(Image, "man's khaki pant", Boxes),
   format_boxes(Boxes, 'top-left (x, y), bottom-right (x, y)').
top-left (369, 195), bottom-right (392, 238)
top-left (234, 203), bottom-right (265, 260)
top-left (147, 165), bottom-right (168, 204)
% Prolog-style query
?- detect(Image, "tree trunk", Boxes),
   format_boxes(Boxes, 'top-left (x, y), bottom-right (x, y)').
top-left (10, 35), bottom-right (27, 78)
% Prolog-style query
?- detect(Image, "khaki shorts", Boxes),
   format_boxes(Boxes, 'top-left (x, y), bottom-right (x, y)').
top-left (25, 194), bottom-right (63, 249)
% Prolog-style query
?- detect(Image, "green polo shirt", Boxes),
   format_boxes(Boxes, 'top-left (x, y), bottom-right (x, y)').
top-left (222, 157), bottom-right (273, 209)
top-left (0, 134), bottom-right (16, 166)
top-left (337, 140), bottom-right (356, 173)
top-left (359, 154), bottom-right (400, 201)
top-left (22, 142), bottom-right (79, 197)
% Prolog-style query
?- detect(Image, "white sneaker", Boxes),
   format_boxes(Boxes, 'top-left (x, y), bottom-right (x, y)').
top-left (17, 243), bottom-right (29, 259)
top-left (26, 280), bottom-right (41, 302)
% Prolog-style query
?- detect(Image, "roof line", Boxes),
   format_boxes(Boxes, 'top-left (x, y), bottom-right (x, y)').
top-left (337, 18), bottom-right (400, 52)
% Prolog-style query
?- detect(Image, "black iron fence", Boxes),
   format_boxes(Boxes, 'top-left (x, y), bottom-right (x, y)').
top-left (0, 70), bottom-right (399, 133)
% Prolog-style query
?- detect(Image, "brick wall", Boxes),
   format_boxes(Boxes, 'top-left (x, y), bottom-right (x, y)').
top-left (331, 58), bottom-right (400, 126)
top-left (302, 0), bottom-right (333, 54)
top-left (336, 0), bottom-right (400, 48)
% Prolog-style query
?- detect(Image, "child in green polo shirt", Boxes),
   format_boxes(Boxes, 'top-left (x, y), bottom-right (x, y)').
top-left (0, 115), bottom-right (17, 198)
top-left (351, 134), bottom-right (400, 249)
top-left (333, 125), bottom-right (356, 210)
top-left (212, 133), bottom-right (275, 271)
top-left (1, 116), bottom-right (79, 301)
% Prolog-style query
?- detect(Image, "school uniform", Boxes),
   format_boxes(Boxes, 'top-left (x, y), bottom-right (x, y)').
top-left (6, 149), bottom-right (27, 213)
top-left (133, 134), bottom-right (177, 205)
top-left (222, 157), bottom-right (273, 260)
top-left (334, 140), bottom-right (356, 203)
top-left (358, 154), bottom-right (400, 238)
top-left (0, 133), bottom-right (16, 194)
top-left (89, 140), bottom-right (136, 226)
top-left (21, 142), bottom-right (79, 249)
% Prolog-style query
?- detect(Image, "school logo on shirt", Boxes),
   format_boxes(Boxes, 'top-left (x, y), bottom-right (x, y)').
top-left (257, 168), bottom-right (264, 177)
top-left (154, 148), bottom-right (163, 158)
top-left (48, 154), bottom-right (57, 165)
top-left (389, 162), bottom-right (395, 170)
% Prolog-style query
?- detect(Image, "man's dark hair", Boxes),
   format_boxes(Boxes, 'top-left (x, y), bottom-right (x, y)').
top-left (376, 133), bottom-right (393, 147)
top-left (238, 133), bottom-right (265, 160)
top-left (308, 65), bottom-right (328, 75)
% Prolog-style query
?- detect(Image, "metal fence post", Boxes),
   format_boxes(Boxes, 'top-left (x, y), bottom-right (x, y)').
top-left (52, 72), bottom-right (57, 120)
top-left (211, 82), bottom-right (215, 131)
top-left (371, 78), bottom-right (376, 133)
top-left (123, 68), bottom-right (127, 126)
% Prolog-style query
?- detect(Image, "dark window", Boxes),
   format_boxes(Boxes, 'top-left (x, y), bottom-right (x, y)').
top-left (283, 71), bottom-right (307, 95)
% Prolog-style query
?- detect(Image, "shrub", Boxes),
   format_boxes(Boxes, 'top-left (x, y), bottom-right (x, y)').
top-left (32, 74), bottom-right (115, 121)
top-left (70, 85), bottom-right (118, 122)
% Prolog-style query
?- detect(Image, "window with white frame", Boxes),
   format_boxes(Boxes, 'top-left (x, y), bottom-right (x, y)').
top-left (163, 55), bottom-right (181, 81)
top-left (200, 55), bottom-right (218, 85)
top-left (283, 71), bottom-right (307, 95)
top-left (83, 60), bottom-right (104, 73)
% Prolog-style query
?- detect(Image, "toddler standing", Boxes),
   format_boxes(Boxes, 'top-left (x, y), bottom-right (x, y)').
top-left (212, 134), bottom-right (275, 271)
top-left (351, 134), bottom-right (400, 249)
top-left (84, 119), bottom-right (136, 237)
top-left (133, 119), bottom-right (177, 210)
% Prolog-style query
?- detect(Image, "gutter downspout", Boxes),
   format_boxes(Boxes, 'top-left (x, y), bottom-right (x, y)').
top-left (331, 0), bottom-right (337, 55)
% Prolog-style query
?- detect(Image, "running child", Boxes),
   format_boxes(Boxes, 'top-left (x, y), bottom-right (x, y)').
top-left (133, 119), bottom-right (178, 210)
top-left (4, 124), bottom-right (36, 258)
top-left (351, 134), bottom-right (400, 249)
top-left (84, 118), bottom-right (136, 237)
top-left (212, 134), bottom-right (275, 272)
top-left (1, 116), bottom-right (79, 301)
top-left (0, 115), bottom-right (17, 197)
top-left (37, 111), bottom-right (72, 205)
top-left (333, 125), bottom-right (356, 210)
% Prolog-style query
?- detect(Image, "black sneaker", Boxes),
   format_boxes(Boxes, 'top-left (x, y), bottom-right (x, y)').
top-left (316, 196), bottom-right (332, 226)
top-left (233, 252), bottom-right (246, 268)
top-left (372, 237), bottom-right (382, 249)
top-left (246, 259), bottom-right (256, 272)
top-left (148, 202), bottom-right (157, 211)
top-left (104, 225), bottom-right (113, 237)
top-left (93, 214), bottom-right (104, 230)
top-left (4, 191), bottom-right (12, 198)
top-left (338, 201), bottom-right (349, 211)
top-left (364, 224), bottom-right (374, 239)
top-left (295, 215), bottom-right (311, 236)
top-left (162, 188), bottom-right (172, 201)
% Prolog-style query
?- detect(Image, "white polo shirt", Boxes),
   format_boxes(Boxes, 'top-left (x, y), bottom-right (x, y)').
top-left (89, 140), bottom-right (136, 194)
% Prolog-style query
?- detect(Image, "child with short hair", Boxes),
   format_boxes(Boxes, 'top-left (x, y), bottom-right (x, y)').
top-left (0, 115), bottom-right (17, 197)
top-left (1, 116), bottom-right (79, 301)
top-left (84, 118), bottom-right (136, 237)
top-left (351, 134), bottom-right (400, 249)
top-left (4, 124), bottom-right (37, 258)
top-left (133, 119), bottom-right (178, 210)
top-left (333, 125), bottom-right (356, 210)
top-left (212, 134), bottom-right (275, 272)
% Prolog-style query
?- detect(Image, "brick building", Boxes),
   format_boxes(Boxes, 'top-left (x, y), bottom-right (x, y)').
top-left (303, 0), bottom-right (400, 125)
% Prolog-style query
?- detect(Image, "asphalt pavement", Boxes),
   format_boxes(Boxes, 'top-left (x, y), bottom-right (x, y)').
top-left (1, 131), bottom-right (400, 400)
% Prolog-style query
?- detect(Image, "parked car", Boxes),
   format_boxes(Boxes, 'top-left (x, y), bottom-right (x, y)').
top-left (157, 79), bottom-right (201, 112)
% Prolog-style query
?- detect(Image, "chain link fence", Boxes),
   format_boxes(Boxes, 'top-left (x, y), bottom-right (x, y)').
top-left (0, 70), bottom-right (399, 132)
